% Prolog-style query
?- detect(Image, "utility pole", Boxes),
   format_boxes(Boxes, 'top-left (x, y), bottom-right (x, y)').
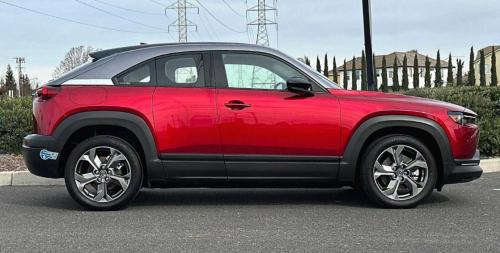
top-left (247, 0), bottom-right (277, 47)
top-left (14, 57), bottom-right (25, 97)
top-left (166, 0), bottom-right (198, 43)
top-left (362, 0), bottom-right (375, 91)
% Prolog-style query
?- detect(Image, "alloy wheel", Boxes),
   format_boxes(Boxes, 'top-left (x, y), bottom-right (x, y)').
top-left (372, 145), bottom-right (429, 201)
top-left (74, 146), bottom-right (131, 203)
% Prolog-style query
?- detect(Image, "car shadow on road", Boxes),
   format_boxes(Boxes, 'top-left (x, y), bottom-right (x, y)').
top-left (129, 187), bottom-right (451, 209)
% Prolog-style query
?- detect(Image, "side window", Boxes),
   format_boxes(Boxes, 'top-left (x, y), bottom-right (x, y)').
top-left (156, 54), bottom-right (205, 87)
top-left (221, 53), bottom-right (308, 91)
top-left (115, 61), bottom-right (154, 86)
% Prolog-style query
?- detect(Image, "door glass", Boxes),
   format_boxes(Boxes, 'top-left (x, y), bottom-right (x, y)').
top-left (115, 62), bottom-right (154, 86)
top-left (221, 53), bottom-right (307, 90)
top-left (157, 54), bottom-right (205, 87)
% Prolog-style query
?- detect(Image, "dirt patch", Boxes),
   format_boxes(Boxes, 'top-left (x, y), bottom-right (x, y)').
top-left (0, 154), bottom-right (27, 172)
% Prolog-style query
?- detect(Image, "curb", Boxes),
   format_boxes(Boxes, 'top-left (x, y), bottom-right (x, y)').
top-left (0, 158), bottom-right (499, 186)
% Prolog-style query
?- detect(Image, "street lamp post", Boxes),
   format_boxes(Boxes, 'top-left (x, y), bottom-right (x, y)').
top-left (362, 0), bottom-right (376, 91)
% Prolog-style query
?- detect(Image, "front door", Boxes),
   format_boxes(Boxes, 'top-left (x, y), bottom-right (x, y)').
top-left (214, 52), bottom-right (341, 179)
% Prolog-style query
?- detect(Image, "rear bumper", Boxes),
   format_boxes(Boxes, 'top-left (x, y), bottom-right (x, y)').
top-left (22, 134), bottom-right (62, 178)
top-left (443, 150), bottom-right (482, 184)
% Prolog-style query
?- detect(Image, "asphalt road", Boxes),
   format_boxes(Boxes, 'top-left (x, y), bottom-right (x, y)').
top-left (1, 173), bottom-right (499, 253)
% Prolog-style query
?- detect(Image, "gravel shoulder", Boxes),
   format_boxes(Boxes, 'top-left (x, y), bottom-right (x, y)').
top-left (0, 154), bottom-right (26, 172)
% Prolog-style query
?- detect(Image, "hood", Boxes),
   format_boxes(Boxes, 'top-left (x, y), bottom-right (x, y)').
top-left (329, 89), bottom-right (469, 113)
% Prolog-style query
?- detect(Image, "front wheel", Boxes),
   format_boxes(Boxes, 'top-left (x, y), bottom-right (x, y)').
top-left (64, 136), bottom-right (142, 210)
top-left (360, 135), bottom-right (437, 208)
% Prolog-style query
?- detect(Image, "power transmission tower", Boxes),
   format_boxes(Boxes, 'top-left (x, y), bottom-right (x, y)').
top-left (14, 57), bottom-right (25, 97)
top-left (166, 0), bottom-right (198, 42)
top-left (247, 0), bottom-right (277, 46)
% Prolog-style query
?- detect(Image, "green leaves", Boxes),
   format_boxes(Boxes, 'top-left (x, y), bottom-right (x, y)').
top-left (0, 97), bottom-right (33, 154)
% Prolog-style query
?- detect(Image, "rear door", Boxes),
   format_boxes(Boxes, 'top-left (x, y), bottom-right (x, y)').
top-left (213, 51), bottom-right (341, 180)
top-left (152, 52), bottom-right (225, 179)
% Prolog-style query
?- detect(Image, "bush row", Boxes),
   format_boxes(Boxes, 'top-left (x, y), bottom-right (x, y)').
top-left (404, 86), bottom-right (500, 157)
top-left (0, 96), bottom-right (32, 154)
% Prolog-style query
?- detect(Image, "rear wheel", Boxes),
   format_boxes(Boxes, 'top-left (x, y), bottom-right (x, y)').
top-left (64, 136), bottom-right (142, 210)
top-left (360, 135), bottom-right (437, 208)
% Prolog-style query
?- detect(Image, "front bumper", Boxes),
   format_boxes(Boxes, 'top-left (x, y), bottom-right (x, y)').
top-left (23, 134), bottom-right (62, 178)
top-left (444, 150), bottom-right (482, 184)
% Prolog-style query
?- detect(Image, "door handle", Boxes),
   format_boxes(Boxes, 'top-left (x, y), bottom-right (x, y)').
top-left (224, 100), bottom-right (251, 110)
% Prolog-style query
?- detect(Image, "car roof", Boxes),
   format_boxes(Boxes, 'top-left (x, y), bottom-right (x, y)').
top-left (89, 42), bottom-right (272, 61)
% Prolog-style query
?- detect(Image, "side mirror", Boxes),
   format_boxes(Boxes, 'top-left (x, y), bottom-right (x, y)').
top-left (286, 77), bottom-right (314, 96)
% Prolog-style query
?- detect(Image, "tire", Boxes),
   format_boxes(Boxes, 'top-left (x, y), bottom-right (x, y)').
top-left (359, 134), bottom-right (437, 208)
top-left (64, 135), bottom-right (143, 210)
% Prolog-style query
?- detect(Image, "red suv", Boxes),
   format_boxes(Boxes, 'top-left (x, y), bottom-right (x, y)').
top-left (23, 43), bottom-right (482, 210)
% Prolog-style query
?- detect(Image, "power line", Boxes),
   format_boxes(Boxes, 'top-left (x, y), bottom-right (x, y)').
top-left (195, 0), bottom-right (246, 33)
top-left (149, 0), bottom-right (168, 7)
top-left (75, 0), bottom-right (169, 32)
top-left (0, 0), bottom-right (166, 34)
top-left (221, 0), bottom-right (245, 17)
top-left (92, 0), bottom-right (165, 16)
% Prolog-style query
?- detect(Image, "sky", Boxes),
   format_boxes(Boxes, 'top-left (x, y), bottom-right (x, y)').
top-left (0, 0), bottom-right (499, 84)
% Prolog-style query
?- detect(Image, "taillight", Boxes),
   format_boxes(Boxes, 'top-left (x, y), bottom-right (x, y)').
top-left (35, 86), bottom-right (59, 100)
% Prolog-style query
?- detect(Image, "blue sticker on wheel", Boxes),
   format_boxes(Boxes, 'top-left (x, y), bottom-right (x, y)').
top-left (40, 149), bottom-right (59, 160)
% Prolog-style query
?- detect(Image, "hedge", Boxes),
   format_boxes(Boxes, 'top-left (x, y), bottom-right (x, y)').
top-left (0, 96), bottom-right (32, 154)
top-left (0, 87), bottom-right (498, 157)
top-left (404, 86), bottom-right (500, 157)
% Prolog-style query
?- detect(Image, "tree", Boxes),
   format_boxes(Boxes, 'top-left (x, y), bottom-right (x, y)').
top-left (425, 56), bottom-right (431, 88)
top-left (468, 47), bottom-right (476, 86)
top-left (4, 64), bottom-right (16, 95)
top-left (381, 56), bottom-right (388, 92)
top-left (0, 77), bottom-right (5, 96)
top-left (392, 57), bottom-right (400, 91)
top-left (447, 53), bottom-right (454, 86)
top-left (456, 59), bottom-right (464, 86)
top-left (413, 55), bottom-right (419, 88)
top-left (402, 54), bottom-right (409, 90)
top-left (479, 50), bottom-right (486, 86)
top-left (434, 50), bottom-right (443, 87)
top-left (305, 56), bottom-right (311, 67)
top-left (491, 47), bottom-right (498, 87)
top-left (52, 46), bottom-right (95, 78)
top-left (332, 57), bottom-right (338, 83)
top-left (20, 74), bottom-right (32, 97)
top-left (323, 53), bottom-right (329, 77)
top-left (361, 51), bottom-right (367, 90)
top-left (316, 56), bottom-right (321, 73)
top-left (343, 59), bottom-right (348, 89)
top-left (351, 56), bottom-right (357, 90)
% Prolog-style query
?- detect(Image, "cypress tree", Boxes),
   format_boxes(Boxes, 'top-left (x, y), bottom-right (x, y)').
top-left (425, 56), bottom-right (431, 88)
top-left (402, 54), bottom-right (409, 90)
top-left (361, 51), bottom-right (367, 90)
top-left (413, 55), bottom-right (419, 88)
top-left (305, 57), bottom-right (311, 67)
top-left (381, 56), bottom-right (388, 92)
top-left (316, 56), bottom-right (321, 73)
top-left (351, 56), bottom-right (357, 90)
top-left (4, 64), bottom-right (16, 94)
top-left (323, 53), bottom-right (329, 77)
top-left (468, 47), bottom-right (476, 86)
top-left (491, 47), bottom-right (498, 87)
top-left (0, 77), bottom-right (5, 96)
top-left (447, 53), bottom-right (454, 86)
top-left (434, 50), bottom-right (443, 87)
top-left (343, 59), bottom-right (348, 89)
top-left (332, 57), bottom-right (338, 83)
top-left (479, 50), bottom-right (486, 86)
top-left (456, 59), bottom-right (464, 86)
top-left (392, 57), bottom-right (400, 91)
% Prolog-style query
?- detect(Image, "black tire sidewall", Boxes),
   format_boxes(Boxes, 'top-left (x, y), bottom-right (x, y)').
top-left (64, 135), bottom-right (142, 211)
top-left (360, 135), bottom-right (438, 208)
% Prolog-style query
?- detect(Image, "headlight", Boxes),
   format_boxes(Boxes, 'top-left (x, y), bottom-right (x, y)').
top-left (448, 111), bottom-right (476, 125)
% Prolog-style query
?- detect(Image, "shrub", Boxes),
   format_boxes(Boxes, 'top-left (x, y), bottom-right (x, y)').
top-left (0, 96), bottom-right (32, 154)
top-left (404, 86), bottom-right (500, 157)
